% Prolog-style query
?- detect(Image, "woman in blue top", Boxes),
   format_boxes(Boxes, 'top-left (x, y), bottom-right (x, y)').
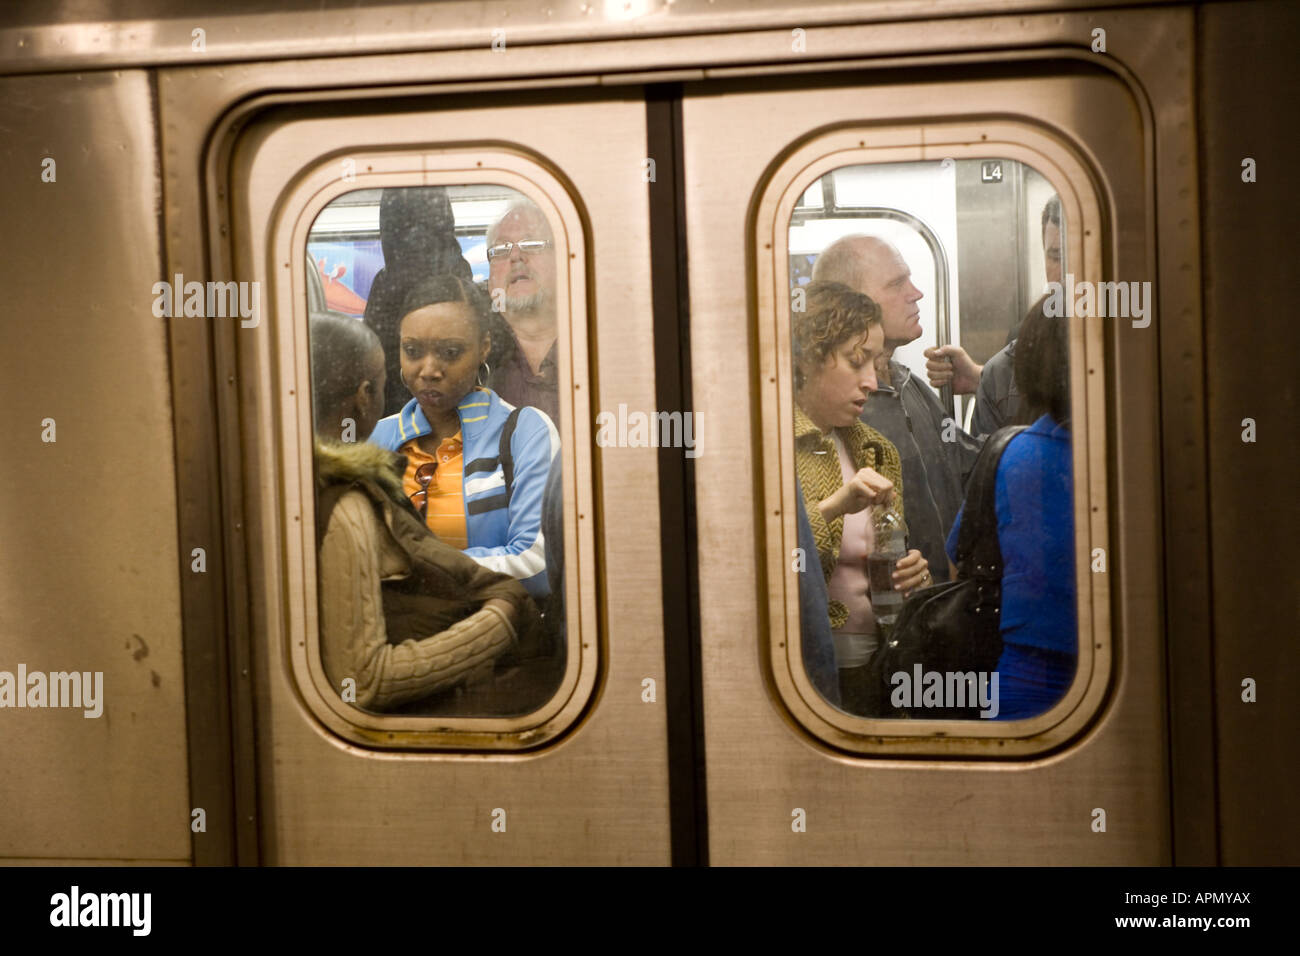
top-left (945, 298), bottom-right (1075, 720)
top-left (369, 273), bottom-right (559, 599)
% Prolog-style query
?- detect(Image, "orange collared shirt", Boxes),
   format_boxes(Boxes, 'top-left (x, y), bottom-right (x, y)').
top-left (400, 432), bottom-right (468, 549)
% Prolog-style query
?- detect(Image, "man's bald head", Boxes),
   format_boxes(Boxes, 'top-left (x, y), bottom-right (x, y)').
top-left (811, 235), bottom-right (924, 350)
top-left (812, 234), bottom-right (886, 288)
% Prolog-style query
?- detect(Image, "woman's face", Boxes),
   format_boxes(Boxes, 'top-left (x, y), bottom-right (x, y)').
top-left (797, 325), bottom-right (884, 431)
top-left (399, 301), bottom-right (489, 420)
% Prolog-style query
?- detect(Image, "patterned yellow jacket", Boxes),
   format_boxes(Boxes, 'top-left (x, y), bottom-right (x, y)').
top-left (794, 404), bottom-right (905, 629)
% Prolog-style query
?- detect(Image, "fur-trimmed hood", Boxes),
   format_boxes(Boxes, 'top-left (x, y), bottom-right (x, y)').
top-left (313, 434), bottom-right (552, 671)
top-left (314, 438), bottom-right (407, 505)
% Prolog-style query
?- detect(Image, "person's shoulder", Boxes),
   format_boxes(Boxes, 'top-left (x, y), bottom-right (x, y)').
top-left (460, 388), bottom-right (510, 439)
top-left (900, 365), bottom-right (945, 408)
top-left (998, 419), bottom-right (1058, 464)
top-left (988, 343), bottom-right (1015, 368)
top-left (515, 403), bottom-right (559, 444)
top-left (333, 485), bottom-right (377, 516)
top-left (1021, 415), bottom-right (1067, 440)
top-left (316, 437), bottom-right (404, 489)
top-left (517, 403), bottom-right (555, 427)
top-left (1029, 417), bottom-right (1071, 457)
top-left (368, 419), bottom-right (398, 451)
top-left (322, 487), bottom-right (382, 546)
top-left (478, 390), bottom-right (557, 455)
top-left (997, 420), bottom-right (1070, 494)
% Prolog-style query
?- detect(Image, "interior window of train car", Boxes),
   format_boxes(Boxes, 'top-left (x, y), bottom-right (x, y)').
top-left (786, 158), bottom-right (1078, 728)
top-left (306, 184), bottom-right (566, 720)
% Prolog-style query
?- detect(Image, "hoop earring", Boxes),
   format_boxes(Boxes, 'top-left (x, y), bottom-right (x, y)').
top-left (476, 361), bottom-right (492, 388)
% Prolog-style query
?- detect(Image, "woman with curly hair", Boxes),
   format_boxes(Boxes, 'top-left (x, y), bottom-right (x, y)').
top-left (793, 281), bottom-right (930, 714)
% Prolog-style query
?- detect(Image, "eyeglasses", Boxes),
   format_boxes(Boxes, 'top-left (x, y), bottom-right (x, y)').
top-left (408, 460), bottom-right (439, 519)
top-left (486, 239), bottom-right (552, 260)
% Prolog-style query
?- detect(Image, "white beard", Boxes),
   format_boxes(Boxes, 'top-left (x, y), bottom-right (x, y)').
top-left (506, 290), bottom-right (546, 313)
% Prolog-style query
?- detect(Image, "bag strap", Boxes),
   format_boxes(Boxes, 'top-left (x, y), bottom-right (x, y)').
top-left (498, 406), bottom-right (523, 502)
top-left (953, 424), bottom-right (1027, 580)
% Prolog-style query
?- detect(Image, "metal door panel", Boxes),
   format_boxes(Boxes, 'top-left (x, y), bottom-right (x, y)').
top-left (223, 91), bottom-right (670, 864)
top-left (0, 71), bottom-right (192, 863)
top-left (683, 65), bottom-right (1172, 863)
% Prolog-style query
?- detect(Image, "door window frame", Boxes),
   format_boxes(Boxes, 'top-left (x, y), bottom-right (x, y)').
top-left (754, 121), bottom-right (1112, 756)
top-left (262, 144), bottom-right (598, 751)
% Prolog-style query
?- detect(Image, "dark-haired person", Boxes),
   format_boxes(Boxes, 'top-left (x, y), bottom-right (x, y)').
top-left (310, 309), bottom-right (387, 443)
top-left (369, 274), bottom-right (559, 599)
top-left (812, 235), bottom-right (979, 583)
top-left (944, 299), bottom-right (1075, 720)
top-left (792, 281), bottom-right (930, 714)
top-left (1003, 196), bottom-right (1063, 345)
top-left (363, 187), bottom-right (476, 417)
top-left (309, 311), bottom-right (533, 713)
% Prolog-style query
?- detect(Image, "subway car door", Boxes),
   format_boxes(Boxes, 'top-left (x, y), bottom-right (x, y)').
top-left (210, 86), bottom-right (676, 864)
top-left (678, 40), bottom-right (1190, 864)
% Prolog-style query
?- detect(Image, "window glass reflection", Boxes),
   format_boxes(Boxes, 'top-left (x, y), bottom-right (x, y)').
top-left (790, 160), bottom-right (1076, 722)
top-left (307, 185), bottom-right (566, 719)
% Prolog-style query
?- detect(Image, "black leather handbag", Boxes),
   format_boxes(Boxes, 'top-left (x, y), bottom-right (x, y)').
top-left (863, 425), bottom-right (1026, 719)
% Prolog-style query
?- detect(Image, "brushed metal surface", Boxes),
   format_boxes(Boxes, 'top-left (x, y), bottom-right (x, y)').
top-left (1200, 0), bottom-right (1300, 866)
top-left (0, 71), bottom-right (191, 862)
top-left (0, 0), bottom-right (1276, 869)
top-left (129, 0), bottom-right (1227, 864)
top-left (683, 10), bottom-right (1184, 862)
top-left (0, 0), bottom-right (1185, 74)
top-left (218, 91), bottom-right (671, 863)
top-left (144, 0), bottom-right (1188, 863)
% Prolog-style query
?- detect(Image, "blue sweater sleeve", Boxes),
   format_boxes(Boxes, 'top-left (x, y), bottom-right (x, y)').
top-left (796, 481), bottom-right (840, 707)
top-left (946, 506), bottom-right (964, 565)
top-left (462, 407), bottom-right (559, 598)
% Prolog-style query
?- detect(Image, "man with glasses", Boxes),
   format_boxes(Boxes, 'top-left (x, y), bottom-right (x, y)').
top-left (486, 200), bottom-right (560, 426)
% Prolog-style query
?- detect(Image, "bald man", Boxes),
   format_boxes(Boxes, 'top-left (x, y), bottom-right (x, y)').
top-left (811, 235), bottom-right (981, 582)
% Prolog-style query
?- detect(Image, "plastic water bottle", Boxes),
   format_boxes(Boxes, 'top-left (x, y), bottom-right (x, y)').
top-left (867, 506), bottom-right (908, 638)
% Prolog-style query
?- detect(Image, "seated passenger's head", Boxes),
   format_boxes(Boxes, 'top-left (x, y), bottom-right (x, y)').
top-left (487, 199), bottom-right (556, 319)
top-left (792, 281), bottom-right (884, 431)
top-left (398, 274), bottom-right (493, 421)
top-left (309, 310), bottom-right (386, 442)
top-left (812, 235), bottom-right (923, 350)
top-left (1013, 295), bottom-right (1070, 426)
